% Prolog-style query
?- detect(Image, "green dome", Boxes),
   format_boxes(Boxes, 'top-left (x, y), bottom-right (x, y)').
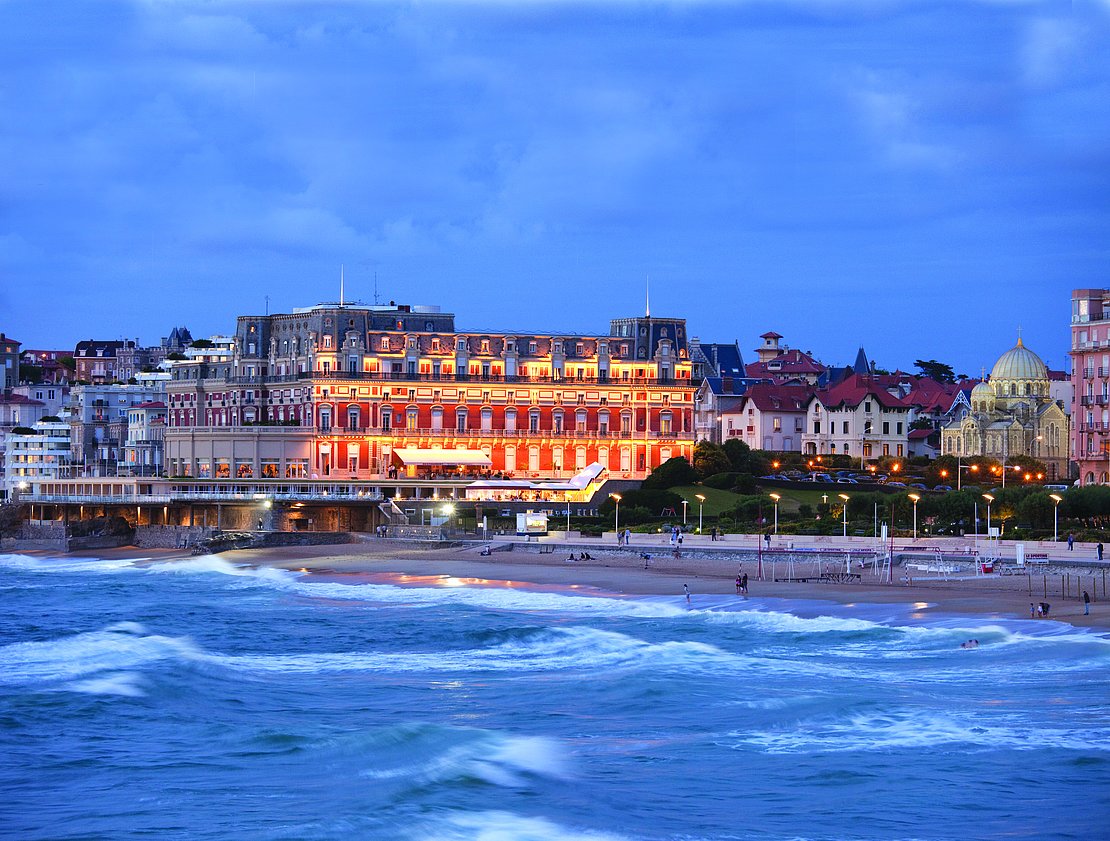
top-left (990, 338), bottom-right (1048, 382)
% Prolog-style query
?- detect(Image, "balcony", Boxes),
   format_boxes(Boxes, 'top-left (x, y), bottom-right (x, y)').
top-left (225, 371), bottom-right (686, 388)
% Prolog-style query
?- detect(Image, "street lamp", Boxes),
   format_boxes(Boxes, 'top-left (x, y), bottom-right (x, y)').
top-left (1049, 493), bottom-right (1063, 542)
top-left (695, 493), bottom-right (706, 534)
top-left (681, 498), bottom-right (688, 525)
top-left (769, 493), bottom-right (781, 535)
top-left (982, 493), bottom-right (994, 538)
top-left (908, 493), bottom-right (920, 541)
top-left (610, 493), bottom-right (622, 536)
top-left (838, 493), bottom-right (850, 538)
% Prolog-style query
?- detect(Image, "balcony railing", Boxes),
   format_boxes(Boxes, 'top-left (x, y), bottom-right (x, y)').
top-left (313, 426), bottom-right (684, 440)
top-left (215, 372), bottom-right (685, 388)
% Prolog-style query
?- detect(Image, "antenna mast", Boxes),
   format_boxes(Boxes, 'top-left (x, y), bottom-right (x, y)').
top-left (340, 265), bottom-right (345, 307)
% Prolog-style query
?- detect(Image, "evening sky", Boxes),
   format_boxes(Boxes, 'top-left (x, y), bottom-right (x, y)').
top-left (2, 0), bottom-right (1108, 376)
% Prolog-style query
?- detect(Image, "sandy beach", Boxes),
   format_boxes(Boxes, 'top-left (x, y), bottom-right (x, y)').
top-left (95, 539), bottom-right (1110, 632)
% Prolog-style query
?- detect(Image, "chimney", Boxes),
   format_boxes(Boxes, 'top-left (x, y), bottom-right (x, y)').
top-left (722, 375), bottom-right (734, 394)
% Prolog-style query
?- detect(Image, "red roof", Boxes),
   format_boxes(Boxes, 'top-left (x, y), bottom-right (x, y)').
top-left (746, 348), bottom-right (825, 378)
top-left (742, 382), bottom-right (814, 412)
top-left (908, 428), bottom-right (933, 440)
top-left (0, 393), bottom-right (45, 406)
top-left (812, 373), bottom-right (910, 411)
top-left (135, 401), bottom-right (166, 409)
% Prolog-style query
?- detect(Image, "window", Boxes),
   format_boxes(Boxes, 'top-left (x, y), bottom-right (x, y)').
top-left (480, 340), bottom-right (490, 353)
top-left (432, 338), bottom-right (440, 352)
top-left (814, 421), bottom-right (821, 434)
top-left (505, 408), bottom-right (517, 431)
top-left (456, 408), bottom-right (468, 432)
top-left (458, 339), bottom-right (467, 351)
top-left (381, 408), bottom-right (392, 431)
top-left (528, 341), bottom-right (537, 354)
top-left (864, 401), bottom-right (872, 413)
top-left (881, 421), bottom-right (888, 434)
top-left (529, 410), bottom-right (541, 433)
top-left (380, 337), bottom-right (390, 351)
top-left (347, 407), bottom-right (360, 430)
top-left (773, 417), bottom-right (781, 432)
top-left (660, 410), bottom-right (673, 435)
top-left (481, 407), bottom-right (492, 431)
top-left (407, 408), bottom-right (418, 430)
top-left (842, 421), bottom-right (849, 434)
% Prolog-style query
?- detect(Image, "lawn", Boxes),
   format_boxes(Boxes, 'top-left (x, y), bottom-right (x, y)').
top-left (669, 483), bottom-right (872, 516)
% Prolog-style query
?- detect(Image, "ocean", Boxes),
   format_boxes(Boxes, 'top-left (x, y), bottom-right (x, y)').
top-left (1, 552), bottom-right (1107, 841)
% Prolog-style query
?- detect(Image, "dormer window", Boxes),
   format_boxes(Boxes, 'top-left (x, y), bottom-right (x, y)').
top-left (528, 341), bottom-right (537, 354)
top-left (380, 337), bottom-right (390, 351)
top-left (457, 339), bottom-right (467, 351)
top-left (431, 338), bottom-right (441, 352)
top-left (481, 340), bottom-right (490, 354)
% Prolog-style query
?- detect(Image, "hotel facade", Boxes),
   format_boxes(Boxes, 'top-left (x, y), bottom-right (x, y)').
top-left (163, 301), bottom-right (696, 487)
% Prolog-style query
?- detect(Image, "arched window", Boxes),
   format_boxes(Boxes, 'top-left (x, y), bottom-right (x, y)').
top-left (319, 407), bottom-right (332, 431)
top-left (576, 409), bottom-right (588, 431)
top-left (406, 407), bottom-right (418, 430)
top-left (505, 408), bottom-right (517, 431)
top-left (576, 446), bottom-right (587, 469)
top-left (660, 410), bottom-right (673, 435)
top-left (598, 410), bottom-right (610, 435)
top-left (380, 407), bottom-right (392, 431)
top-left (481, 407), bottom-right (493, 431)
top-left (456, 408), bottom-right (468, 432)
top-left (431, 407), bottom-right (443, 431)
top-left (529, 410), bottom-right (541, 433)
top-left (552, 410), bottom-right (564, 434)
top-left (347, 406), bottom-right (360, 430)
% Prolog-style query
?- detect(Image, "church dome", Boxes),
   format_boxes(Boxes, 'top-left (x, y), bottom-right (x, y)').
top-left (990, 337), bottom-right (1048, 382)
top-left (970, 380), bottom-right (995, 412)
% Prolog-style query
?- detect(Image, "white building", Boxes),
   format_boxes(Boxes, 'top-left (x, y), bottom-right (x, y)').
top-left (4, 417), bottom-right (72, 497)
top-left (720, 383), bottom-right (811, 452)
top-left (122, 402), bottom-right (167, 476)
top-left (802, 374), bottom-right (912, 461)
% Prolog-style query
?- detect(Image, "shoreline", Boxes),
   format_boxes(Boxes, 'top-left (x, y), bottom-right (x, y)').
top-left (66, 540), bottom-right (1110, 632)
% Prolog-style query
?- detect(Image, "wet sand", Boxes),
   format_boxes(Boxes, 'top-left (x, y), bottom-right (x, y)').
top-left (105, 540), bottom-right (1110, 632)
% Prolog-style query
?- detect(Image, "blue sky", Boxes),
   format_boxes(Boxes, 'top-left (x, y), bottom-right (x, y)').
top-left (1, 1), bottom-right (1107, 376)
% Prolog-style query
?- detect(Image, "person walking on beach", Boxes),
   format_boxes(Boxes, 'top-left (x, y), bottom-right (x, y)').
top-left (1030, 602), bottom-right (1036, 619)
top-left (683, 583), bottom-right (690, 603)
top-left (736, 574), bottom-right (743, 594)
top-left (741, 573), bottom-right (748, 595)
top-left (1084, 590), bottom-right (1091, 615)
top-left (1068, 533), bottom-right (1074, 551)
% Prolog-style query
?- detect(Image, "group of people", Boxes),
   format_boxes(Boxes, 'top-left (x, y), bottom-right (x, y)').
top-left (734, 571), bottom-right (749, 595)
top-left (1065, 534), bottom-right (1105, 561)
top-left (564, 552), bottom-right (595, 562)
top-left (616, 528), bottom-right (633, 547)
top-left (1031, 601), bottom-right (1052, 618)
top-left (669, 526), bottom-right (684, 558)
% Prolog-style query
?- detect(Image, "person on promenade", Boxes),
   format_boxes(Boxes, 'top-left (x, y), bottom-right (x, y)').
top-left (1098, 543), bottom-right (1104, 561)
top-left (1068, 533), bottom-right (1075, 551)
top-left (1084, 590), bottom-right (1091, 615)
top-left (624, 528), bottom-right (631, 547)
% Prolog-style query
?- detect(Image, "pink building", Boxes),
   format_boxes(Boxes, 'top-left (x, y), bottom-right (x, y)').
top-left (1071, 288), bottom-right (1110, 484)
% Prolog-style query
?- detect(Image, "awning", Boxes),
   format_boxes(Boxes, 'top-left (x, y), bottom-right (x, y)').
top-left (392, 448), bottom-right (492, 467)
top-left (534, 462), bottom-right (606, 490)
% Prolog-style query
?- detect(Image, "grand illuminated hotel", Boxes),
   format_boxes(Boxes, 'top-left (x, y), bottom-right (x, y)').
top-left (163, 299), bottom-right (695, 488)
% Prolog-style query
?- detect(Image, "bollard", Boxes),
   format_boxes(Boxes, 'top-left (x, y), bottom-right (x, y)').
top-left (1044, 574), bottom-right (1048, 599)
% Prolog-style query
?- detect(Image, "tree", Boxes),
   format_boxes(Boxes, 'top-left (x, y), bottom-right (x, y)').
top-left (59, 356), bottom-right (76, 372)
top-left (914, 359), bottom-right (955, 383)
top-left (18, 364), bottom-right (43, 384)
top-left (641, 456), bottom-right (698, 490)
top-left (692, 441), bottom-right (731, 479)
top-left (190, 339), bottom-right (215, 348)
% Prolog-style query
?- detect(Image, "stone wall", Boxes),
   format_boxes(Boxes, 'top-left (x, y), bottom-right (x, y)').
top-left (134, 525), bottom-right (217, 549)
top-left (385, 525), bottom-right (446, 541)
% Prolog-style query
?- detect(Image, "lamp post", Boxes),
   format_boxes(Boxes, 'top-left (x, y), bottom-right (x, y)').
top-left (1049, 493), bottom-right (1062, 542)
top-left (610, 493), bottom-right (622, 536)
top-left (769, 493), bottom-right (780, 535)
top-left (908, 493), bottom-right (920, 541)
top-left (838, 493), bottom-right (850, 538)
top-left (982, 493), bottom-right (994, 540)
top-left (681, 498), bottom-right (688, 526)
top-left (695, 493), bottom-right (706, 534)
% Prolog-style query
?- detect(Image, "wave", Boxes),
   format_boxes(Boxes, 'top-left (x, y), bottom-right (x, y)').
top-left (209, 625), bottom-right (739, 676)
top-left (0, 622), bottom-right (201, 685)
top-left (0, 552), bottom-right (142, 574)
top-left (734, 708), bottom-right (1109, 754)
top-left (65, 671), bottom-right (146, 697)
top-left (346, 723), bottom-right (572, 789)
top-left (413, 810), bottom-right (631, 841)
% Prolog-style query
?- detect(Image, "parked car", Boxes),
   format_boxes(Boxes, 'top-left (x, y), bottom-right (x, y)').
top-left (1045, 484), bottom-right (1069, 492)
top-left (836, 478), bottom-right (858, 484)
top-left (909, 483), bottom-right (927, 490)
top-left (934, 485), bottom-right (953, 492)
top-left (887, 481), bottom-right (906, 487)
top-left (813, 473), bottom-right (834, 483)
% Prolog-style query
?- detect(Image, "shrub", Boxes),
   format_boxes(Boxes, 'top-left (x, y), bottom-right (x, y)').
top-left (642, 456), bottom-right (698, 490)
top-left (702, 472), bottom-right (738, 490)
